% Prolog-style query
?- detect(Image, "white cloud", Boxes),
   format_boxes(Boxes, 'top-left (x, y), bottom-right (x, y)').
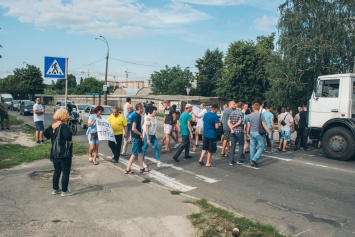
top-left (253, 15), bottom-right (278, 32)
top-left (0, 0), bottom-right (211, 38)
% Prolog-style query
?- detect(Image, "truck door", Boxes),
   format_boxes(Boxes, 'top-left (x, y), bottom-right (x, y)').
top-left (309, 78), bottom-right (340, 128)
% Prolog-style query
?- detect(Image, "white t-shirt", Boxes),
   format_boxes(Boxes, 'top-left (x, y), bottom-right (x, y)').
top-left (197, 108), bottom-right (207, 127)
top-left (280, 112), bottom-right (293, 131)
top-left (143, 114), bottom-right (158, 135)
top-left (33, 103), bottom-right (44, 122)
top-left (123, 102), bottom-right (130, 117)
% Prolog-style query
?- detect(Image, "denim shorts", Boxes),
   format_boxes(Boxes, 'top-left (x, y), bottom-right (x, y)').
top-left (131, 137), bottom-right (142, 156)
top-left (281, 130), bottom-right (291, 141)
top-left (88, 135), bottom-right (100, 144)
top-left (34, 121), bottom-right (44, 131)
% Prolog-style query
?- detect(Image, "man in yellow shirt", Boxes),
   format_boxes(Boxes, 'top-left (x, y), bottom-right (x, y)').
top-left (107, 107), bottom-right (128, 163)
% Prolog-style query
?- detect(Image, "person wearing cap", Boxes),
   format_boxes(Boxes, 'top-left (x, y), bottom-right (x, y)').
top-left (173, 104), bottom-right (193, 162)
top-left (198, 104), bottom-right (220, 167)
top-left (162, 100), bottom-right (177, 153)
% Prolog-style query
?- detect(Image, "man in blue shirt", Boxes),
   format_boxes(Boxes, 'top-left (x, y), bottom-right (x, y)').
top-left (198, 104), bottom-right (220, 167)
top-left (121, 104), bottom-right (134, 156)
top-left (125, 103), bottom-right (150, 174)
top-left (173, 104), bottom-right (194, 162)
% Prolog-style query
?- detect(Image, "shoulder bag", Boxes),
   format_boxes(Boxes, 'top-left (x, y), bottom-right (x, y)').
top-left (259, 113), bottom-right (267, 136)
top-left (52, 124), bottom-right (72, 159)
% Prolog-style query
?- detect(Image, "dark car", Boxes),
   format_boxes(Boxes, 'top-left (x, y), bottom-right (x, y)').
top-left (19, 100), bottom-right (35, 115)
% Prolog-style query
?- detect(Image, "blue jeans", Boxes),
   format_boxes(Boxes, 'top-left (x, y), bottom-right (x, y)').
top-left (229, 132), bottom-right (244, 163)
top-left (250, 132), bottom-right (265, 163)
top-left (142, 134), bottom-right (160, 161)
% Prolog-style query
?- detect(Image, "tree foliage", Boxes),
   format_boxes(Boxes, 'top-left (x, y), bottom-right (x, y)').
top-left (267, 0), bottom-right (355, 107)
top-left (151, 65), bottom-right (194, 95)
top-left (0, 64), bottom-right (44, 100)
top-left (195, 48), bottom-right (224, 97)
top-left (74, 77), bottom-right (104, 95)
top-left (216, 34), bottom-right (275, 103)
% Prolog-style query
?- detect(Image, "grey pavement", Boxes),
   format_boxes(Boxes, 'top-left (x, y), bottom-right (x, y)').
top-left (0, 151), bottom-right (198, 236)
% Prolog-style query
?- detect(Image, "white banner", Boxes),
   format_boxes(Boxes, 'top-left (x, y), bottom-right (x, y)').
top-left (96, 119), bottom-right (116, 143)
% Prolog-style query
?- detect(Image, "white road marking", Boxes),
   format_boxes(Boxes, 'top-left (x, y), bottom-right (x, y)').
top-left (118, 157), bottom-right (196, 192)
top-left (144, 156), bottom-right (220, 184)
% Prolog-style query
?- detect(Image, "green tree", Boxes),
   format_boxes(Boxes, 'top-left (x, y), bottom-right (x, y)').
top-left (52, 74), bottom-right (77, 94)
top-left (268, 0), bottom-right (355, 106)
top-left (151, 65), bottom-right (194, 95)
top-left (12, 64), bottom-right (44, 100)
top-left (74, 77), bottom-right (104, 95)
top-left (216, 34), bottom-right (275, 103)
top-left (195, 48), bottom-right (224, 97)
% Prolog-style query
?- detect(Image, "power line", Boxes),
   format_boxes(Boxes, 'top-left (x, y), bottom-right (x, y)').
top-left (69, 58), bottom-right (106, 72)
top-left (109, 57), bottom-right (196, 69)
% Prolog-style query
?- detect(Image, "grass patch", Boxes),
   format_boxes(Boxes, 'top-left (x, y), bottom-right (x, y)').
top-left (142, 178), bottom-right (151, 183)
top-left (0, 117), bottom-right (87, 169)
top-left (186, 199), bottom-right (287, 237)
top-left (170, 190), bottom-right (182, 195)
top-left (156, 112), bottom-right (165, 117)
top-left (9, 114), bottom-right (24, 125)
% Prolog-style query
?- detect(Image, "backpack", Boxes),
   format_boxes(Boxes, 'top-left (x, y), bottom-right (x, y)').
top-left (52, 124), bottom-right (72, 159)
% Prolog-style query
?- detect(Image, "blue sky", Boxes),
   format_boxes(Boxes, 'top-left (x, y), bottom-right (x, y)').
top-left (0, 0), bottom-right (281, 84)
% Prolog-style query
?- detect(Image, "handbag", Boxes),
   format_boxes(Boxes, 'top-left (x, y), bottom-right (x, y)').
top-left (259, 114), bottom-right (267, 136)
top-left (280, 114), bottom-right (288, 126)
top-left (91, 132), bottom-right (98, 139)
top-left (52, 124), bottom-right (72, 159)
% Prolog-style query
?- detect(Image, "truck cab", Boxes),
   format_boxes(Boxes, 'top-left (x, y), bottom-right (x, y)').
top-left (308, 73), bottom-right (355, 160)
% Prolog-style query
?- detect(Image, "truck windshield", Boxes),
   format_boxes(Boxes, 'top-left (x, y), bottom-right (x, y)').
top-left (5, 98), bottom-right (12, 102)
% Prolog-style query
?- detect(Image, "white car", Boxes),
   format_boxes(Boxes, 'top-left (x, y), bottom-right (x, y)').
top-left (79, 105), bottom-right (113, 129)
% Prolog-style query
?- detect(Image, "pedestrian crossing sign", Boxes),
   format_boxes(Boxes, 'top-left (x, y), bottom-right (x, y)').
top-left (44, 56), bottom-right (66, 78)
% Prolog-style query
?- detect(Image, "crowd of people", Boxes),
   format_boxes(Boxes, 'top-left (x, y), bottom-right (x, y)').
top-left (3, 96), bottom-right (309, 196)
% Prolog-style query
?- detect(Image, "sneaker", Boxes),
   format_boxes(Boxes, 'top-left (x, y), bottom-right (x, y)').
top-left (229, 163), bottom-right (234, 166)
top-left (157, 161), bottom-right (162, 167)
top-left (174, 143), bottom-right (180, 148)
top-left (110, 158), bottom-right (118, 163)
top-left (6, 127), bottom-right (10, 130)
top-left (184, 155), bottom-right (193, 159)
top-left (1, 127), bottom-right (4, 130)
top-left (40, 140), bottom-right (45, 144)
top-left (173, 157), bottom-right (179, 162)
top-left (251, 160), bottom-right (258, 167)
top-left (61, 191), bottom-right (75, 197)
top-left (36, 141), bottom-right (40, 144)
top-left (237, 161), bottom-right (245, 165)
top-left (52, 189), bottom-right (61, 195)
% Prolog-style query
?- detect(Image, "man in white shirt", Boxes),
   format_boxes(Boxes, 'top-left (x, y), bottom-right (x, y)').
top-left (194, 103), bottom-right (207, 146)
top-left (33, 97), bottom-right (45, 144)
top-left (123, 97), bottom-right (131, 117)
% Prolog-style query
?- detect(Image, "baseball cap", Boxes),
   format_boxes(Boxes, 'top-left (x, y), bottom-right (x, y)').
top-left (185, 104), bottom-right (192, 108)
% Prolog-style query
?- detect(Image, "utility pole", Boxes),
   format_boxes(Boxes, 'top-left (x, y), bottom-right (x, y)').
top-left (96, 36), bottom-right (109, 105)
top-left (125, 69), bottom-right (131, 88)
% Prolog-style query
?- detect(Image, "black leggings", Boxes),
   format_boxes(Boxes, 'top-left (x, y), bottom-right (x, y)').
top-left (53, 158), bottom-right (72, 192)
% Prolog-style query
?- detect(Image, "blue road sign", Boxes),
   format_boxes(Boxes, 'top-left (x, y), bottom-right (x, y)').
top-left (44, 56), bottom-right (66, 78)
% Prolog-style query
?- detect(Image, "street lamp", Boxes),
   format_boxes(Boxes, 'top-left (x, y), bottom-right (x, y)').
top-left (186, 88), bottom-right (190, 104)
top-left (95, 35), bottom-right (109, 105)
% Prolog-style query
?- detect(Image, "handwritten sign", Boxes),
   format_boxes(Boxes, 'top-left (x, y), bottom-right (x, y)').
top-left (96, 119), bottom-right (116, 143)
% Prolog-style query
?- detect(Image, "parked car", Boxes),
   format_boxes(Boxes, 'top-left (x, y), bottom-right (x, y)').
top-left (73, 103), bottom-right (91, 114)
top-left (54, 101), bottom-right (74, 112)
top-left (10, 100), bottom-right (21, 111)
top-left (19, 100), bottom-right (35, 116)
top-left (79, 105), bottom-right (112, 129)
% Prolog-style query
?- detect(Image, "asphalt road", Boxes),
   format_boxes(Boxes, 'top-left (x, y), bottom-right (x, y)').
top-left (10, 107), bottom-right (355, 237)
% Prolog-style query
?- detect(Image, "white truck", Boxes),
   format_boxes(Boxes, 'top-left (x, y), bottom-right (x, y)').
top-left (308, 73), bottom-right (355, 161)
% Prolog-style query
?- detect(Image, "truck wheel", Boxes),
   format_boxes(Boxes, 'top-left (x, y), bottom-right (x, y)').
top-left (321, 127), bottom-right (355, 161)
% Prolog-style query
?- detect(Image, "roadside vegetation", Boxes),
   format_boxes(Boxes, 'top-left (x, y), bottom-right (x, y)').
top-left (0, 115), bottom-right (87, 169)
top-left (186, 199), bottom-right (287, 237)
